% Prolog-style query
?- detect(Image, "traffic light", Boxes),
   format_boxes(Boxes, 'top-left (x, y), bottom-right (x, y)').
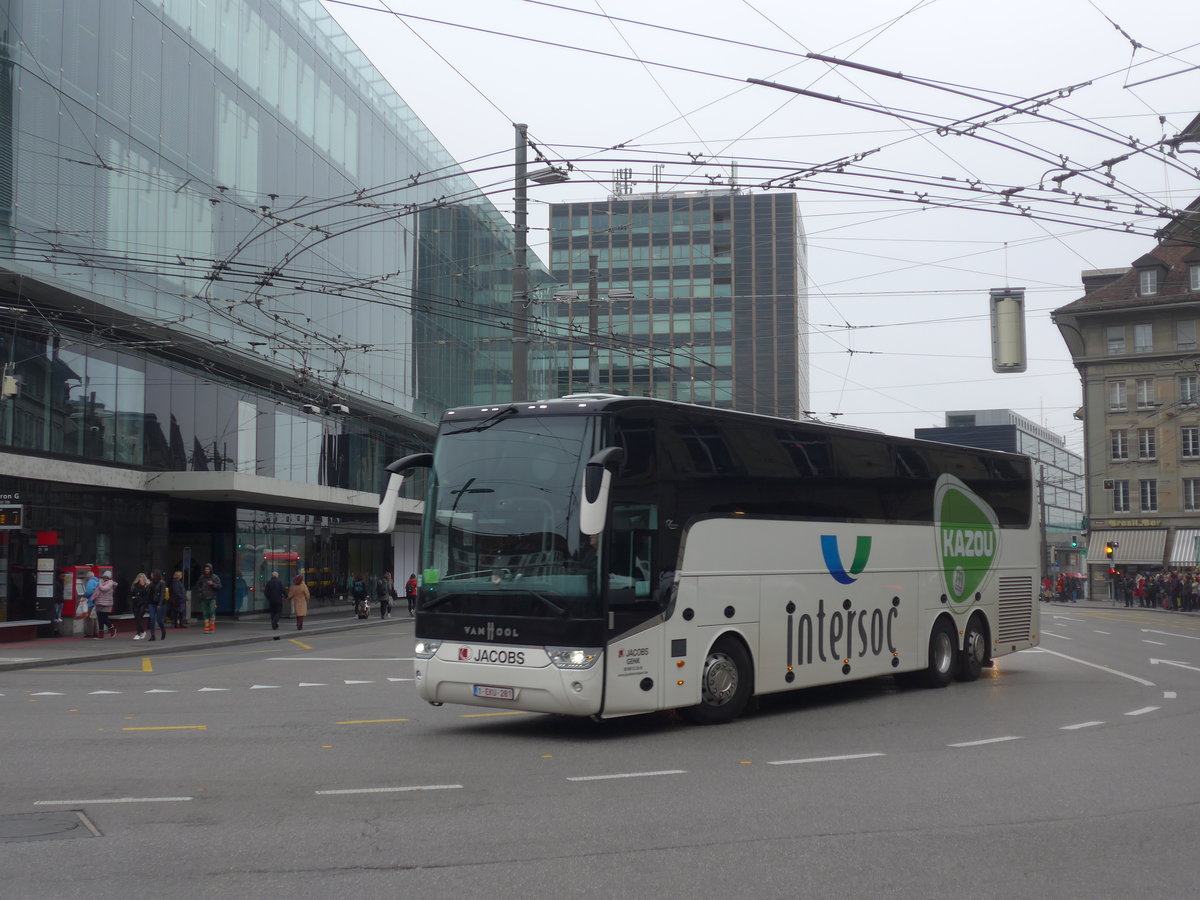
top-left (1105, 541), bottom-right (1114, 558)
top-left (1070, 535), bottom-right (1078, 548)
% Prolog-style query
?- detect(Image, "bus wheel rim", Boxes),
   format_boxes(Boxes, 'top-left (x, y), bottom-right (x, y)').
top-left (966, 630), bottom-right (985, 664)
top-left (933, 631), bottom-right (953, 674)
top-left (702, 651), bottom-right (738, 705)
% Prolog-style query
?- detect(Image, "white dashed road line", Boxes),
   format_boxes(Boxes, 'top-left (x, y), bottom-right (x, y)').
top-left (567, 770), bottom-right (688, 782)
top-left (948, 736), bottom-right (1022, 748)
top-left (316, 785), bottom-right (462, 795)
top-left (1041, 631), bottom-right (1071, 640)
top-left (35, 796), bottom-right (193, 806)
top-left (1124, 706), bottom-right (1159, 716)
top-left (767, 752), bottom-right (885, 766)
top-left (1060, 721), bottom-right (1105, 730)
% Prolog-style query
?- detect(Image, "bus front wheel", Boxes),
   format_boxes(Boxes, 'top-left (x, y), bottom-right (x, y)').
top-left (681, 637), bottom-right (752, 725)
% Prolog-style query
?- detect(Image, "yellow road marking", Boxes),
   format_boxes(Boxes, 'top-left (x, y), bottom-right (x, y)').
top-left (289, 638), bottom-right (313, 650)
top-left (336, 718), bottom-right (409, 725)
top-left (142, 657), bottom-right (153, 673)
top-left (460, 710), bottom-right (529, 718)
top-left (121, 725), bottom-right (207, 732)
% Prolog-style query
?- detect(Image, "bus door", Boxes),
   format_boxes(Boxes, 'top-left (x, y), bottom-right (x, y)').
top-left (602, 504), bottom-right (665, 715)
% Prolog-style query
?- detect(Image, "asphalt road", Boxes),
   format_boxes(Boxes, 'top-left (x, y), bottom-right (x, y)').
top-left (2, 606), bottom-right (1197, 899)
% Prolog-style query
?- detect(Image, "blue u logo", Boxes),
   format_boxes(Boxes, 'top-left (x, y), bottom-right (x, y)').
top-left (821, 535), bottom-right (872, 585)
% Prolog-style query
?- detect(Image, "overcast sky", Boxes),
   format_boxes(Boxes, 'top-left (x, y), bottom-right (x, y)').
top-left (320, 0), bottom-right (1199, 452)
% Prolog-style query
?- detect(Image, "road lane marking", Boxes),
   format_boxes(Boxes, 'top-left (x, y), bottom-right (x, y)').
top-left (1164, 691), bottom-right (1177, 699)
top-left (567, 770), bottom-right (687, 782)
top-left (250, 684), bottom-right (280, 689)
top-left (144, 689), bottom-right (176, 693)
top-left (1094, 630), bottom-right (1111, 635)
top-left (1041, 631), bottom-right (1071, 640)
top-left (122, 725), bottom-right (207, 732)
top-left (298, 682), bottom-right (327, 687)
top-left (197, 687), bottom-right (229, 692)
top-left (1036, 648), bottom-right (1156, 686)
top-left (1124, 706), bottom-right (1159, 716)
top-left (315, 785), bottom-right (461, 795)
top-left (30, 692), bottom-right (65, 696)
top-left (1143, 640), bottom-right (1166, 646)
top-left (336, 718), bottom-right (409, 725)
top-left (89, 690), bottom-right (122, 695)
top-left (1052, 616), bottom-right (1084, 622)
top-left (344, 680), bottom-right (375, 684)
top-left (1142, 628), bottom-right (1200, 640)
top-left (289, 639), bottom-right (313, 650)
top-left (387, 677), bottom-right (414, 682)
top-left (1060, 721), bottom-right (1105, 730)
top-left (768, 752), bottom-right (885, 766)
top-left (1150, 658), bottom-right (1200, 673)
top-left (142, 658), bottom-right (153, 673)
top-left (35, 797), bottom-right (193, 806)
top-left (948, 736), bottom-right (1022, 748)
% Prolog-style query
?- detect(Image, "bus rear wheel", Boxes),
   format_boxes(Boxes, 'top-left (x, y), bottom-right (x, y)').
top-left (922, 618), bottom-right (957, 688)
top-left (956, 616), bottom-right (988, 682)
top-left (681, 637), bottom-right (752, 725)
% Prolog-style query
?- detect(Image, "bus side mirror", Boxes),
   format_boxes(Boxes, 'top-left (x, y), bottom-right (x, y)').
top-left (378, 452), bottom-right (433, 534)
top-left (580, 446), bottom-right (625, 535)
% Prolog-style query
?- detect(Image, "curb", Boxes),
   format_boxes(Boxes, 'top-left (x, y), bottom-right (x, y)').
top-left (0, 615), bottom-right (401, 673)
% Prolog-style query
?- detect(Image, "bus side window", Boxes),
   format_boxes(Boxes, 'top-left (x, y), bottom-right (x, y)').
top-left (609, 505), bottom-right (656, 601)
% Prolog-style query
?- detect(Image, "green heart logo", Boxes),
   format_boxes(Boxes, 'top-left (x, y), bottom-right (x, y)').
top-left (934, 474), bottom-right (999, 608)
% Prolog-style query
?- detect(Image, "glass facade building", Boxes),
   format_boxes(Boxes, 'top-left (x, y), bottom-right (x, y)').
top-left (0, 0), bottom-right (546, 624)
top-left (548, 191), bottom-right (808, 418)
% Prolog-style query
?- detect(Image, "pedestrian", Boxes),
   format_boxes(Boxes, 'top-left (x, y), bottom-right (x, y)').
top-left (92, 570), bottom-right (117, 638)
top-left (351, 573), bottom-right (368, 618)
top-left (169, 570), bottom-right (187, 627)
top-left (287, 574), bottom-right (310, 630)
top-left (196, 563), bottom-right (222, 633)
top-left (264, 570), bottom-right (285, 630)
top-left (405, 572), bottom-right (417, 616)
top-left (146, 569), bottom-right (167, 641)
top-left (233, 571), bottom-right (249, 621)
top-left (130, 572), bottom-right (151, 640)
top-left (376, 572), bottom-right (395, 619)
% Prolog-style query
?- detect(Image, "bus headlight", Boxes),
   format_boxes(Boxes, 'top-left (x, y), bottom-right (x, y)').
top-left (546, 647), bottom-right (601, 670)
top-left (414, 639), bottom-right (442, 659)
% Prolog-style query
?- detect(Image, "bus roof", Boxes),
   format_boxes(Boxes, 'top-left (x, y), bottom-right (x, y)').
top-left (437, 395), bottom-right (1030, 465)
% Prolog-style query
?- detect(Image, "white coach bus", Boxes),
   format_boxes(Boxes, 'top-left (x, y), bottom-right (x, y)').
top-left (379, 394), bottom-right (1039, 724)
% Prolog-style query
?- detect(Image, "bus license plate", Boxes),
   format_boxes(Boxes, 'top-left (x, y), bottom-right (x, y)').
top-left (473, 684), bottom-right (515, 701)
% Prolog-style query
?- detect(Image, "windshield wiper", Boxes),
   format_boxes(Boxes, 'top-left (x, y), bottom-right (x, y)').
top-left (444, 404), bottom-right (519, 435)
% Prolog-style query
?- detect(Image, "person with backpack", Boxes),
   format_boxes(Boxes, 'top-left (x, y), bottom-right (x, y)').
top-left (405, 573), bottom-right (418, 616)
top-left (375, 572), bottom-right (395, 620)
top-left (352, 574), bottom-right (369, 619)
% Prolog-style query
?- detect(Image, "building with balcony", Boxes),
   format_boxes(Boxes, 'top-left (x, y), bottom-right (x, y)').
top-left (0, 0), bottom-right (546, 626)
top-left (1053, 194), bottom-right (1200, 597)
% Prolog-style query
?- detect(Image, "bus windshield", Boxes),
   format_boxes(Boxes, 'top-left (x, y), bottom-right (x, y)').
top-left (419, 414), bottom-right (601, 618)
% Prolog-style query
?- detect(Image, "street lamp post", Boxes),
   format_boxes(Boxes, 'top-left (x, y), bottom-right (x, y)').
top-left (511, 123), bottom-right (569, 402)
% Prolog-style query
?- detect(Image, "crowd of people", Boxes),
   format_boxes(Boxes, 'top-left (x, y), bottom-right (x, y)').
top-left (1110, 570), bottom-right (1200, 611)
top-left (78, 566), bottom-right (421, 638)
top-left (1042, 570), bottom-right (1200, 611)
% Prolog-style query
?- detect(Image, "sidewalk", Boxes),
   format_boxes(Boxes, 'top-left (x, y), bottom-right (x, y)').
top-left (0, 602), bottom-right (407, 673)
